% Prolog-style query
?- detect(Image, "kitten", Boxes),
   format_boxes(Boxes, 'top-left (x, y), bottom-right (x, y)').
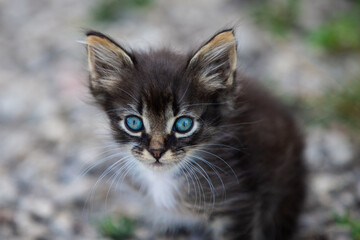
top-left (85, 29), bottom-right (306, 240)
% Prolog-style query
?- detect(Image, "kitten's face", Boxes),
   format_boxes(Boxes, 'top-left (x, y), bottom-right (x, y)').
top-left (109, 86), bottom-right (204, 171)
top-left (86, 30), bottom-right (237, 172)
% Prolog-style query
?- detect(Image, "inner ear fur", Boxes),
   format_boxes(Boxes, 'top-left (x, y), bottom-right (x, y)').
top-left (188, 29), bottom-right (237, 91)
top-left (86, 31), bottom-right (134, 90)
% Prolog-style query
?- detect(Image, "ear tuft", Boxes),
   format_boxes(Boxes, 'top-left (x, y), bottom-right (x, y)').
top-left (86, 31), bottom-right (134, 90)
top-left (188, 29), bottom-right (237, 91)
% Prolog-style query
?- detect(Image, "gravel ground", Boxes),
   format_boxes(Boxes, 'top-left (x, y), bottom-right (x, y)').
top-left (0, 0), bottom-right (359, 239)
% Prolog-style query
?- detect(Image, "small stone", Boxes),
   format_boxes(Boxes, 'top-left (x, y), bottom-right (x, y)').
top-left (338, 192), bottom-right (355, 208)
top-left (0, 173), bottom-right (17, 205)
top-left (0, 208), bottom-right (16, 238)
top-left (305, 129), bottom-right (325, 169)
top-left (51, 178), bottom-right (92, 205)
top-left (15, 212), bottom-right (48, 239)
top-left (305, 128), bottom-right (353, 169)
top-left (323, 129), bottom-right (353, 168)
top-left (51, 211), bottom-right (73, 237)
top-left (311, 174), bottom-right (343, 206)
top-left (21, 196), bottom-right (55, 222)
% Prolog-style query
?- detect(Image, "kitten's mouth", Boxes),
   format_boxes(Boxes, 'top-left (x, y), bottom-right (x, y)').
top-left (151, 161), bottom-right (163, 167)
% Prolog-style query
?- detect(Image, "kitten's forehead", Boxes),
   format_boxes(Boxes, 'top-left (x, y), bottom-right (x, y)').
top-left (142, 97), bottom-right (174, 134)
top-left (112, 50), bottom-right (208, 131)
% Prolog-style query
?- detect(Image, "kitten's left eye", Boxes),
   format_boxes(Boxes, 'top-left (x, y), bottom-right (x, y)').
top-left (125, 116), bottom-right (143, 132)
top-left (174, 117), bottom-right (193, 133)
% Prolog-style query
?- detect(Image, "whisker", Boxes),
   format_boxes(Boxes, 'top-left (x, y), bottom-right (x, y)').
top-left (176, 163), bottom-right (191, 195)
top-left (182, 102), bottom-right (227, 108)
top-left (182, 161), bottom-right (203, 209)
top-left (79, 151), bottom-right (127, 177)
top-left (190, 155), bottom-right (226, 197)
top-left (88, 155), bottom-right (132, 208)
top-left (180, 161), bottom-right (198, 208)
top-left (114, 86), bottom-right (139, 104)
top-left (114, 161), bottom-right (137, 190)
top-left (178, 80), bottom-right (191, 104)
top-left (105, 105), bottom-right (141, 116)
top-left (187, 160), bottom-right (216, 208)
top-left (105, 160), bottom-right (134, 208)
top-left (192, 149), bottom-right (239, 184)
top-left (182, 143), bottom-right (243, 152)
top-left (219, 119), bottom-right (263, 128)
top-left (106, 159), bottom-right (132, 185)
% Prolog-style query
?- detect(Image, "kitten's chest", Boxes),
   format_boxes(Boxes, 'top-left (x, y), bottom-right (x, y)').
top-left (144, 171), bottom-right (179, 209)
top-left (138, 170), bottom-right (203, 227)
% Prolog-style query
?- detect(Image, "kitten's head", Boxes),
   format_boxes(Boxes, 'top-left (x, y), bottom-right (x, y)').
top-left (86, 30), bottom-right (237, 172)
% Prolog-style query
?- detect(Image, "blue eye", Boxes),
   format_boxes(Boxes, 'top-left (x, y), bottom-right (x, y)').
top-left (125, 116), bottom-right (143, 132)
top-left (174, 117), bottom-right (193, 133)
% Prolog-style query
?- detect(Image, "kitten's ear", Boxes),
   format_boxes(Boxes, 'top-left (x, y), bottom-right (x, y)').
top-left (187, 29), bottom-right (237, 91)
top-left (86, 31), bottom-right (134, 90)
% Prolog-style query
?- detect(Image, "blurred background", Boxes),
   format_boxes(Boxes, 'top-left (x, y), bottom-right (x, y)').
top-left (0, 0), bottom-right (359, 239)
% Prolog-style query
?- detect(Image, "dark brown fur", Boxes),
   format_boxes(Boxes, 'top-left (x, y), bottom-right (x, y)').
top-left (85, 29), bottom-right (306, 240)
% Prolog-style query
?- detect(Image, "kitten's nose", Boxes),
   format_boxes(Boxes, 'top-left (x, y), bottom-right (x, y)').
top-left (149, 148), bottom-right (166, 161)
top-left (149, 135), bottom-right (165, 161)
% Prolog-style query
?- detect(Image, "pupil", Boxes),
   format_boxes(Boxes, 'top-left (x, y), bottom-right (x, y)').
top-left (127, 117), bottom-right (142, 131)
top-left (175, 117), bottom-right (192, 133)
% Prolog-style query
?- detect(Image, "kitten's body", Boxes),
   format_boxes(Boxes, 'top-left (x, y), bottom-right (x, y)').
top-left (85, 30), bottom-right (306, 240)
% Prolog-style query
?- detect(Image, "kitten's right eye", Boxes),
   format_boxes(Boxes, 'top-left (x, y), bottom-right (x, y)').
top-left (125, 116), bottom-right (143, 132)
top-left (173, 117), bottom-right (193, 133)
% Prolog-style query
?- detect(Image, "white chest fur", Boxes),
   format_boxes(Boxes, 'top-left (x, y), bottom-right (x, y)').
top-left (132, 164), bottom-right (203, 229)
top-left (143, 170), bottom-right (179, 209)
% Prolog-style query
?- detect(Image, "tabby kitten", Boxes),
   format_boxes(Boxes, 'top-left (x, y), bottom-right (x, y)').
top-left (85, 29), bottom-right (306, 240)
